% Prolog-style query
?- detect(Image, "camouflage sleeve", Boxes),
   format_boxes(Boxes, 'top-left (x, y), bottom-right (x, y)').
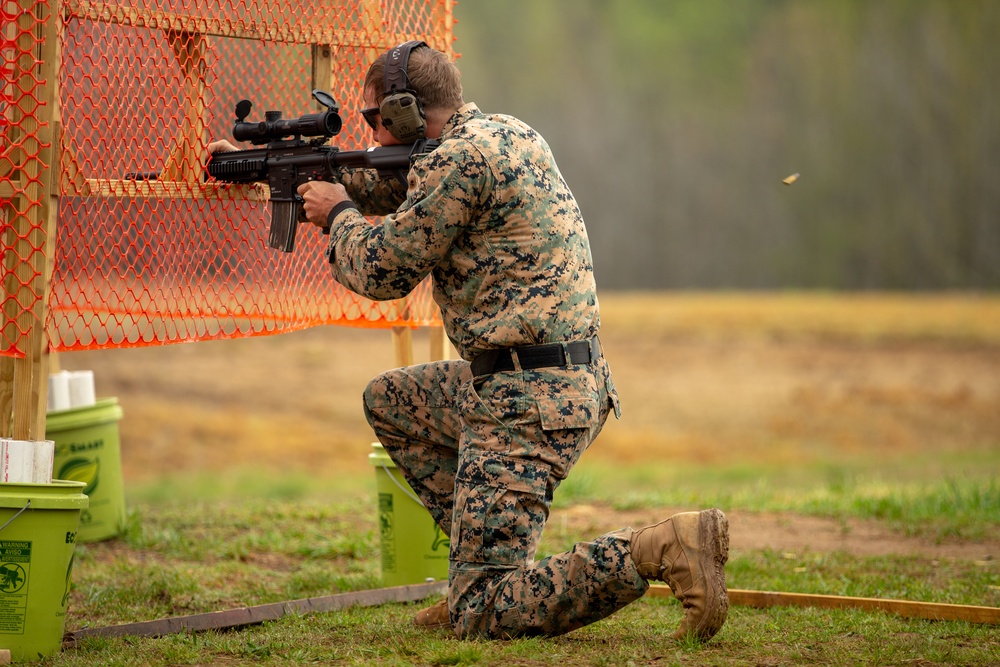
top-left (337, 167), bottom-right (408, 216)
top-left (326, 139), bottom-right (492, 301)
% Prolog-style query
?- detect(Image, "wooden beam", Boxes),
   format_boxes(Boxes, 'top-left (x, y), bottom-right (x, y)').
top-left (646, 586), bottom-right (1000, 625)
top-left (80, 179), bottom-right (268, 200)
top-left (62, 0), bottom-right (449, 50)
top-left (63, 580), bottom-right (446, 645)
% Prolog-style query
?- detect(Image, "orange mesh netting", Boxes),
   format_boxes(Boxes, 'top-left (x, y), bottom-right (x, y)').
top-left (3, 0), bottom-right (454, 357)
top-left (2, 0), bottom-right (51, 358)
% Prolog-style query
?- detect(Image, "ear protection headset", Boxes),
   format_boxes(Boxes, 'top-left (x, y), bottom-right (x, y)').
top-left (379, 40), bottom-right (428, 143)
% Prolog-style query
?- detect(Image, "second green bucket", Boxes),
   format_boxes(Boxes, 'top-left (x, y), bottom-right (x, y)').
top-left (46, 397), bottom-right (126, 542)
top-left (369, 443), bottom-right (449, 586)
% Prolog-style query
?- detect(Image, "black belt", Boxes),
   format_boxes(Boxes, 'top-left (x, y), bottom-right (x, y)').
top-left (471, 337), bottom-right (600, 377)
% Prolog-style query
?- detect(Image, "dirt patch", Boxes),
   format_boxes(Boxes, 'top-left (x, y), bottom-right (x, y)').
top-left (551, 504), bottom-right (999, 561)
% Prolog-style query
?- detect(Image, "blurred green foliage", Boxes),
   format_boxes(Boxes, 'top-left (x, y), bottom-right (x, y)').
top-left (454, 1), bottom-right (1000, 290)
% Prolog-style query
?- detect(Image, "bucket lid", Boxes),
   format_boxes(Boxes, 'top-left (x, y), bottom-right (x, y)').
top-left (45, 396), bottom-right (123, 432)
top-left (368, 442), bottom-right (396, 468)
top-left (0, 480), bottom-right (89, 510)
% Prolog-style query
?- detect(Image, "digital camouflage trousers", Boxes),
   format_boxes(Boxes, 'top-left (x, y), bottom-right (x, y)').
top-left (362, 353), bottom-right (649, 638)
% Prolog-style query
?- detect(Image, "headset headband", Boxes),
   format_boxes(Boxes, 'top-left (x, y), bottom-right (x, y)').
top-left (384, 40), bottom-right (427, 96)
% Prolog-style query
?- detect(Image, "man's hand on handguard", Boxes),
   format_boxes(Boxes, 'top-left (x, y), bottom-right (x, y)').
top-left (297, 180), bottom-right (351, 228)
top-left (207, 139), bottom-right (240, 154)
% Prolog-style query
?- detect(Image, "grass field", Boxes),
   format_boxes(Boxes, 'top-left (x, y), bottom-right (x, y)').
top-left (45, 292), bottom-right (1000, 666)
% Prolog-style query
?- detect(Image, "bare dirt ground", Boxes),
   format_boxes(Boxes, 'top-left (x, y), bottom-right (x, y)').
top-left (59, 312), bottom-right (1000, 562)
top-left (553, 504), bottom-right (997, 561)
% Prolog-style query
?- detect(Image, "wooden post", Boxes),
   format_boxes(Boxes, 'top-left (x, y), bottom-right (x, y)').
top-left (32, 12), bottom-right (61, 434)
top-left (429, 325), bottom-right (449, 362)
top-left (391, 326), bottom-right (414, 368)
top-left (0, 186), bottom-right (16, 430)
top-left (360, 0), bottom-right (384, 65)
top-left (0, 18), bottom-right (24, 432)
top-left (160, 30), bottom-right (208, 183)
top-left (391, 324), bottom-right (450, 368)
top-left (312, 43), bottom-right (332, 101)
top-left (0, 0), bottom-right (60, 439)
top-left (436, 0), bottom-right (457, 58)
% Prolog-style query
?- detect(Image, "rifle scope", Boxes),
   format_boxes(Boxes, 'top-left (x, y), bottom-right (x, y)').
top-left (231, 91), bottom-right (343, 144)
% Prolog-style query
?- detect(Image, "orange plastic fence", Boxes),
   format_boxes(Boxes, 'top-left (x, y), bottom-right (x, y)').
top-left (2, 0), bottom-right (453, 357)
top-left (2, 0), bottom-right (52, 359)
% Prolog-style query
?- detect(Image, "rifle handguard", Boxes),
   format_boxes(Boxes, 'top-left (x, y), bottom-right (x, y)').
top-left (206, 154), bottom-right (268, 183)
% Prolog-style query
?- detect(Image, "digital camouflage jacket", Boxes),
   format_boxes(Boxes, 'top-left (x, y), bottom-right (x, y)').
top-left (328, 102), bottom-right (600, 361)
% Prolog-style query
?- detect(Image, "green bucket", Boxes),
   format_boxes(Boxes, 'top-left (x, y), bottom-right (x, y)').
top-left (0, 480), bottom-right (88, 662)
top-left (46, 397), bottom-right (126, 542)
top-left (369, 443), bottom-right (449, 586)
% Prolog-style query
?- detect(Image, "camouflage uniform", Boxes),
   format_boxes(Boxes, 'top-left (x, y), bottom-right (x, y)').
top-left (327, 103), bottom-right (648, 638)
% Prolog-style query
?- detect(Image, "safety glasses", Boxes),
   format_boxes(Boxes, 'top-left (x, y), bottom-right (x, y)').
top-left (360, 107), bottom-right (381, 130)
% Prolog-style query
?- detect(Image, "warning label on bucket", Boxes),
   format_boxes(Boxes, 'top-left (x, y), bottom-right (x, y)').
top-left (0, 540), bottom-right (31, 634)
top-left (378, 493), bottom-right (396, 573)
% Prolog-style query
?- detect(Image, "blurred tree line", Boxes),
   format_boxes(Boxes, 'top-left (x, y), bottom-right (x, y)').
top-left (453, 1), bottom-right (999, 290)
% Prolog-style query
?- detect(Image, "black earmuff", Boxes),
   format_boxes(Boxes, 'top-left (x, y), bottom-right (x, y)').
top-left (379, 40), bottom-right (428, 143)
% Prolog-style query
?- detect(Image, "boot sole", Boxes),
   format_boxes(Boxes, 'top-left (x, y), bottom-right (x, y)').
top-left (687, 508), bottom-right (730, 640)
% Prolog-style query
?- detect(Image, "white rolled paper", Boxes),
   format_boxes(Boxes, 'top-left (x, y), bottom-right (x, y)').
top-left (33, 440), bottom-right (54, 484)
top-left (68, 370), bottom-right (96, 408)
top-left (48, 370), bottom-right (72, 412)
top-left (0, 439), bottom-right (35, 483)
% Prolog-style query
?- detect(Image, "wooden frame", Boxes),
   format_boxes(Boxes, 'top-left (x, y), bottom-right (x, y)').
top-left (1, 0), bottom-right (61, 440)
top-left (1, 0), bottom-right (455, 437)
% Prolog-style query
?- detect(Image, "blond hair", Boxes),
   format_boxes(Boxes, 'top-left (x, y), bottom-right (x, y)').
top-left (365, 44), bottom-right (464, 112)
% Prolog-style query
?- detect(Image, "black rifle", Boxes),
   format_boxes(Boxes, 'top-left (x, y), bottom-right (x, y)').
top-left (206, 90), bottom-right (438, 252)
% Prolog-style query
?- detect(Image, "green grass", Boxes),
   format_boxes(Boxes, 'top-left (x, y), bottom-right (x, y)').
top-left (35, 471), bottom-right (999, 667)
top-left (51, 584), bottom-right (1000, 667)
top-left (53, 605), bottom-right (1000, 667)
top-left (47, 441), bottom-right (996, 666)
top-left (37, 291), bottom-right (1000, 665)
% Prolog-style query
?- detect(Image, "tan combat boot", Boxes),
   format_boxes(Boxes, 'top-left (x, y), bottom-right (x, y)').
top-left (413, 598), bottom-right (450, 629)
top-left (630, 508), bottom-right (730, 641)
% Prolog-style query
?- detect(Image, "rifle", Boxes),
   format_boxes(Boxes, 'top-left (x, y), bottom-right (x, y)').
top-left (206, 90), bottom-right (438, 252)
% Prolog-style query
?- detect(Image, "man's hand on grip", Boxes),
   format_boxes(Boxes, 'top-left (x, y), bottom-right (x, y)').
top-left (297, 181), bottom-right (351, 227)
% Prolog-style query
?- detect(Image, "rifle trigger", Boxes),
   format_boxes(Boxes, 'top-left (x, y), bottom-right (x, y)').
top-left (295, 193), bottom-right (308, 222)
